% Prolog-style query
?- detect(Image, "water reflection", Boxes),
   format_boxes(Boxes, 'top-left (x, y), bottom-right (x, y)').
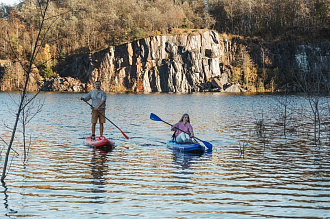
top-left (1, 181), bottom-right (17, 216)
top-left (171, 150), bottom-right (212, 170)
top-left (0, 93), bottom-right (329, 218)
top-left (90, 146), bottom-right (113, 204)
top-left (172, 151), bottom-right (202, 170)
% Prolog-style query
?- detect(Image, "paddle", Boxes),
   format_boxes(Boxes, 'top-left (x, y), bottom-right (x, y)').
top-left (150, 113), bottom-right (212, 150)
top-left (83, 99), bottom-right (129, 139)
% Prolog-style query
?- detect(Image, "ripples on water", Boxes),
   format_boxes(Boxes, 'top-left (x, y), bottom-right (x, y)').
top-left (0, 92), bottom-right (329, 218)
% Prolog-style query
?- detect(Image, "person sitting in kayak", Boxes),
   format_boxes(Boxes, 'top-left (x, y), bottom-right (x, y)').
top-left (171, 113), bottom-right (194, 143)
top-left (81, 81), bottom-right (106, 141)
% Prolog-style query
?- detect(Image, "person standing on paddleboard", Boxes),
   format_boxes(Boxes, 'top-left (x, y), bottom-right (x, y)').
top-left (81, 81), bottom-right (106, 141)
top-left (171, 113), bottom-right (194, 143)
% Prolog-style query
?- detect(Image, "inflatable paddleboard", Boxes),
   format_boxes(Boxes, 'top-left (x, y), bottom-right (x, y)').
top-left (85, 136), bottom-right (115, 147)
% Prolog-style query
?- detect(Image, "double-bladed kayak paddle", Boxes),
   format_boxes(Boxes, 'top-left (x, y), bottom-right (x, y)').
top-left (150, 113), bottom-right (212, 151)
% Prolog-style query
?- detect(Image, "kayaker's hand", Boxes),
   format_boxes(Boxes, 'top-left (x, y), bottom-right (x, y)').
top-left (94, 106), bottom-right (99, 110)
top-left (81, 97), bottom-right (85, 101)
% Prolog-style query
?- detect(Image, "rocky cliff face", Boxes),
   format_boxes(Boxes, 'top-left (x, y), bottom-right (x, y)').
top-left (295, 42), bottom-right (330, 75)
top-left (71, 30), bottom-right (236, 93)
top-left (1, 30), bottom-right (329, 93)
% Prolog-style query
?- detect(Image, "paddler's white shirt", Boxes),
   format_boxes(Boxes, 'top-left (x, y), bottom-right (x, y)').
top-left (84, 89), bottom-right (106, 109)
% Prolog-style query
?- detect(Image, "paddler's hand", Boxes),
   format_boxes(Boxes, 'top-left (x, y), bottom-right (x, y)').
top-left (81, 97), bottom-right (85, 101)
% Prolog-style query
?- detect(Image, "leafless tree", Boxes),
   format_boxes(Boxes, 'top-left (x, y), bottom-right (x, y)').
top-left (20, 94), bottom-right (45, 163)
top-left (294, 68), bottom-right (329, 144)
top-left (1, 0), bottom-right (51, 182)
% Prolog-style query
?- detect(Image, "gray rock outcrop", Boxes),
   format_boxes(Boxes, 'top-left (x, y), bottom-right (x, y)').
top-left (68, 30), bottom-right (235, 93)
top-left (1, 30), bottom-right (329, 93)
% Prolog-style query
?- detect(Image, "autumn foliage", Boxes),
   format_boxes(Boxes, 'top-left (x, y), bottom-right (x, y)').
top-left (0, 0), bottom-right (328, 91)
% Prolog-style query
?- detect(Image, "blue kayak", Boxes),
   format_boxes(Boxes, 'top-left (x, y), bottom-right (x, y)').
top-left (166, 140), bottom-right (205, 153)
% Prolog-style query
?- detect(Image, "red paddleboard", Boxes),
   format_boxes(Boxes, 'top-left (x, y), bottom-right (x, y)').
top-left (84, 136), bottom-right (115, 147)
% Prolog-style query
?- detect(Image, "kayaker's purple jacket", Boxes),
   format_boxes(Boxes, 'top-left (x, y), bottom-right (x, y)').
top-left (171, 122), bottom-right (193, 137)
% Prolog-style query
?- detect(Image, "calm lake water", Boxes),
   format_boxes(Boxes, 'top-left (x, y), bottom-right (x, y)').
top-left (0, 92), bottom-right (329, 218)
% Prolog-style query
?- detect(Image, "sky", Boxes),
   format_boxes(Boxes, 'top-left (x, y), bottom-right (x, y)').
top-left (0, 0), bottom-right (21, 6)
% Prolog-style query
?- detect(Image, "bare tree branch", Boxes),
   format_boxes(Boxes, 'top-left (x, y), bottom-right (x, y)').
top-left (1, 0), bottom-right (50, 182)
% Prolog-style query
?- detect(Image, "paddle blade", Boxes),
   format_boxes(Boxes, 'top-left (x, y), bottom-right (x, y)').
top-left (201, 140), bottom-right (213, 151)
top-left (150, 113), bottom-right (163, 122)
top-left (120, 129), bottom-right (129, 139)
